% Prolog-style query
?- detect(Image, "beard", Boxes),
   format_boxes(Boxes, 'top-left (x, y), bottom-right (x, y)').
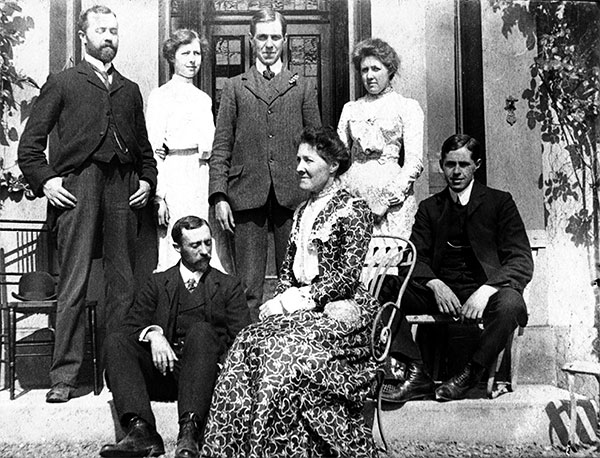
top-left (88, 44), bottom-right (117, 64)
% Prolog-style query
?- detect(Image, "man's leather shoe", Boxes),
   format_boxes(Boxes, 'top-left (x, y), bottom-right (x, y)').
top-left (435, 362), bottom-right (483, 402)
top-left (46, 383), bottom-right (74, 403)
top-left (99, 416), bottom-right (165, 457)
top-left (380, 362), bottom-right (434, 403)
top-left (174, 412), bottom-right (201, 458)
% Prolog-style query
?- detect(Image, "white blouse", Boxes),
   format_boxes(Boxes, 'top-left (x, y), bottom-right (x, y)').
top-left (146, 74), bottom-right (215, 156)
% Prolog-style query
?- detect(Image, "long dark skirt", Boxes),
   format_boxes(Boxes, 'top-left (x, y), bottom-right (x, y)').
top-left (201, 310), bottom-right (378, 458)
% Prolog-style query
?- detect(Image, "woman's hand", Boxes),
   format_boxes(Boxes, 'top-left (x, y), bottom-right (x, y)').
top-left (156, 199), bottom-right (169, 227)
top-left (258, 297), bottom-right (284, 320)
top-left (388, 195), bottom-right (403, 207)
top-left (155, 148), bottom-right (167, 160)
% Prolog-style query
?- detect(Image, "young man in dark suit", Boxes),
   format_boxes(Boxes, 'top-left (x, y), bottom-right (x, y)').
top-left (17, 5), bottom-right (157, 403)
top-left (209, 8), bottom-right (321, 321)
top-left (100, 216), bottom-right (250, 458)
top-left (381, 134), bottom-right (533, 403)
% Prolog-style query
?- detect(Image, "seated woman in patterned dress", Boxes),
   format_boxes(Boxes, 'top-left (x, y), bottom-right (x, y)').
top-left (200, 126), bottom-right (379, 458)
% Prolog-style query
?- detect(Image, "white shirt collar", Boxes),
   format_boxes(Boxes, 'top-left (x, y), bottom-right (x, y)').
top-left (179, 262), bottom-right (202, 284)
top-left (84, 53), bottom-right (113, 73)
top-left (449, 179), bottom-right (475, 206)
top-left (255, 59), bottom-right (283, 76)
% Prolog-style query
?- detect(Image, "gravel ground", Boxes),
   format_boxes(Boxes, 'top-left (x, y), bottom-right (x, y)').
top-left (1, 441), bottom-right (597, 458)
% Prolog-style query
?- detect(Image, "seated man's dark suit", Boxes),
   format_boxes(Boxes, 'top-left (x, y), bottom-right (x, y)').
top-left (104, 264), bottom-right (250, 435)
top-left (388, 180), bottom-right (533, 371)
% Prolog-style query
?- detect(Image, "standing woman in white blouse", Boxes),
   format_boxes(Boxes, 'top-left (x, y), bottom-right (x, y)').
top-left (147, 29), bottom-right (228, 272)
top-left (337, 38), bottom-right (424, 239)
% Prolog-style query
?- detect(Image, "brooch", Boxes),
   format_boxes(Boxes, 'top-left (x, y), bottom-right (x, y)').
top-left (289, 74), bottom-right (299, 85)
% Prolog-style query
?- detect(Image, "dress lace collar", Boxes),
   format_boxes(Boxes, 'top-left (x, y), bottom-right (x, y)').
top-left (365, 84), bottom-right (394, 100)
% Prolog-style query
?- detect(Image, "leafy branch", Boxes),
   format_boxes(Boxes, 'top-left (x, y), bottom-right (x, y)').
top-left (492, 0), bottom-right (600, 247)
top-left (0, 0), bottom-right (38, 202)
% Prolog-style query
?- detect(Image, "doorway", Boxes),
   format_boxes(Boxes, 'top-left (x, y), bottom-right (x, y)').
top-left (167, 0), bottom-right (353, 127)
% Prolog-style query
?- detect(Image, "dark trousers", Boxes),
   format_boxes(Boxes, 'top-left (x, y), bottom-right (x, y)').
top-left (380, 277), bottom-right (528, 369)
top-left (50, 160), bottom-right (138, 386)
top-left (233, 187), bottom-right (293, 322)
top-left (105, 322), bottom-right (225, 434)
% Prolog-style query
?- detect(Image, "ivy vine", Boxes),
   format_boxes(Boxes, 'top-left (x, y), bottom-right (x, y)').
top-left (0, 0), bottom-right (38, 202)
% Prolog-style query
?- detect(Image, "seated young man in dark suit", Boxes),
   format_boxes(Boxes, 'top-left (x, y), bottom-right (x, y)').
top-left (100, 216), bottom-right (250, 458)
top-left (380, 134), bottom-right (533, 403)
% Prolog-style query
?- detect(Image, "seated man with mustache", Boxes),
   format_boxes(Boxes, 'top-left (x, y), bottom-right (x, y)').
top-left (101, 216), bottom-right (250, 458)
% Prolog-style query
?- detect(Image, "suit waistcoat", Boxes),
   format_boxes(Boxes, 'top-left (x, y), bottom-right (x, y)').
top-left (439, 199), bottom-right (486, 289)
top-left (92, 81), bottom-right (131, 164)
top-left (173, 276), bottom-right (206, 340)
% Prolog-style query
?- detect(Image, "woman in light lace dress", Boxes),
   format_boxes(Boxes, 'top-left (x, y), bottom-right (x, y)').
top-left (338, 38), bottom-right (424, 239)
top-left (147, 29), bottom-right (230, 272)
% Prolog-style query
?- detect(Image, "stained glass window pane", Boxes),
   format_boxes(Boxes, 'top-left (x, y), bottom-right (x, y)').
top-left (213, 0), bottom-right (328, 11)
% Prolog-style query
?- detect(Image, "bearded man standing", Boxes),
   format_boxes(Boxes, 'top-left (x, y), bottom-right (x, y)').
top-left (18, 5), bottom-right (157, 403)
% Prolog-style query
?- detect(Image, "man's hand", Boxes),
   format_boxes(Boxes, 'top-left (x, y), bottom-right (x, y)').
top-left (43, 177), bottom-right (77, 209)
top-left (258, 297), bottom-right (284, 320)
top-left (129, 180), bottom-right (151, 209)
top-left (215, 196), bottom-right (235, 233)
top-left (460, 284), bottom-right (498, 322)
top-left (426, 279), bottom-right (461, 317)
top-left (146, 330), bottom-right (178, 375)
top-left (156, 198), bottom-right (169, 227)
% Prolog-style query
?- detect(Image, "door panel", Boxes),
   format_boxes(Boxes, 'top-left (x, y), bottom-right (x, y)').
top-left (204, 5), bottom-right (337, 126)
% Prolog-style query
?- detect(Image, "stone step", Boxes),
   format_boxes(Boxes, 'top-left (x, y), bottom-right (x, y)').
top-left (1, 384), bottom-right (597, 448)
top-left (374, 384), bottom-right (598, 448)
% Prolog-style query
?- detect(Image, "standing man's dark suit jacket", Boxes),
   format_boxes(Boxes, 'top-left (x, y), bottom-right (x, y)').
top-left (17, 60), bottom-right (157, 389)
top-left (122, 264), bottom-right (250, 349)
top-left (18, 60), bottom-right (157, 196)
top-left (411, 181), bottom-right (533, 294)
top-left (209, 67), bottom-right (321, 211)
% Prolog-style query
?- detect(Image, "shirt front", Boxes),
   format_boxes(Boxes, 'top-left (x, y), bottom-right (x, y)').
top-left (179, 262), bottom-right (202, 289)
top-left (139, 262), bottom-right (204, 341)
top-left (84, 53), bottom-right (113, 85)
top-left (449, 179), bottom-right (475, 206)
top-left (255, 59), bottom-right (283, 76)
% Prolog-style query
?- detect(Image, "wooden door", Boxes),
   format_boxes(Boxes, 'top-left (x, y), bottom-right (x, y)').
top-left (169, 0), bottom-right (349, 127)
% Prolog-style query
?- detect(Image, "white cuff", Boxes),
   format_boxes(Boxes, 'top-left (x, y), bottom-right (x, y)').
top-left (139, 325), bottom-right (163, 342)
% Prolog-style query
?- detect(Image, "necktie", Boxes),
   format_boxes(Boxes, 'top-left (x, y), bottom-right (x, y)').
top-left (185, 278), bottom-right (197, 292)
top-left (95, 67), bottom-right (111, 90)
top-left (263, 65), bottom-right (275, 81)
top-left (454, 195), bottom-right (464, 208)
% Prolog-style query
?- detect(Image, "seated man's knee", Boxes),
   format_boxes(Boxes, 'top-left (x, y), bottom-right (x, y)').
top-left (104, 331), bottom-right (129, 358)
top-left (490, 287), bottom-right (527, 326)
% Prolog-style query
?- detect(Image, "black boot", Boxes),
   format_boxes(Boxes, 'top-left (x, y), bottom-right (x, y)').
top-left (100, 416), bottom-right (165, 457)
top-left (435, 362), bottom-right (484, 402)
top-left (174, 412), bottom-right (201, 458)
top-left (380, 361), bottom-right (434, 403)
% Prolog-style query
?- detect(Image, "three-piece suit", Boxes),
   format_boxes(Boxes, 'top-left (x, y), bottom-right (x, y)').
top-left (17, 60), bottom-right (157, 386)
top-left (387, 181), bottom-right (534, 368)
top-left (105, 264), bottom-right (250, 431)
top-left (209, 66), bottom-right (321, 320)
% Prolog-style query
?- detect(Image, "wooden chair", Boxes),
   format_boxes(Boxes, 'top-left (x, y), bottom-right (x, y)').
top-left (0, 219), bottom-right (100, 399)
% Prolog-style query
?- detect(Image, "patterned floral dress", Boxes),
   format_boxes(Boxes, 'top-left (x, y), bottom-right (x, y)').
top-left (201, 187), bottom-right (379, 458)
top-left (337, 87), bottom-right (424, 239)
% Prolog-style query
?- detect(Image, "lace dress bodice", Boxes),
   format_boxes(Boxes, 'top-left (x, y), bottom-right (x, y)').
top-left (338, 88), bottom-right (424, 238)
